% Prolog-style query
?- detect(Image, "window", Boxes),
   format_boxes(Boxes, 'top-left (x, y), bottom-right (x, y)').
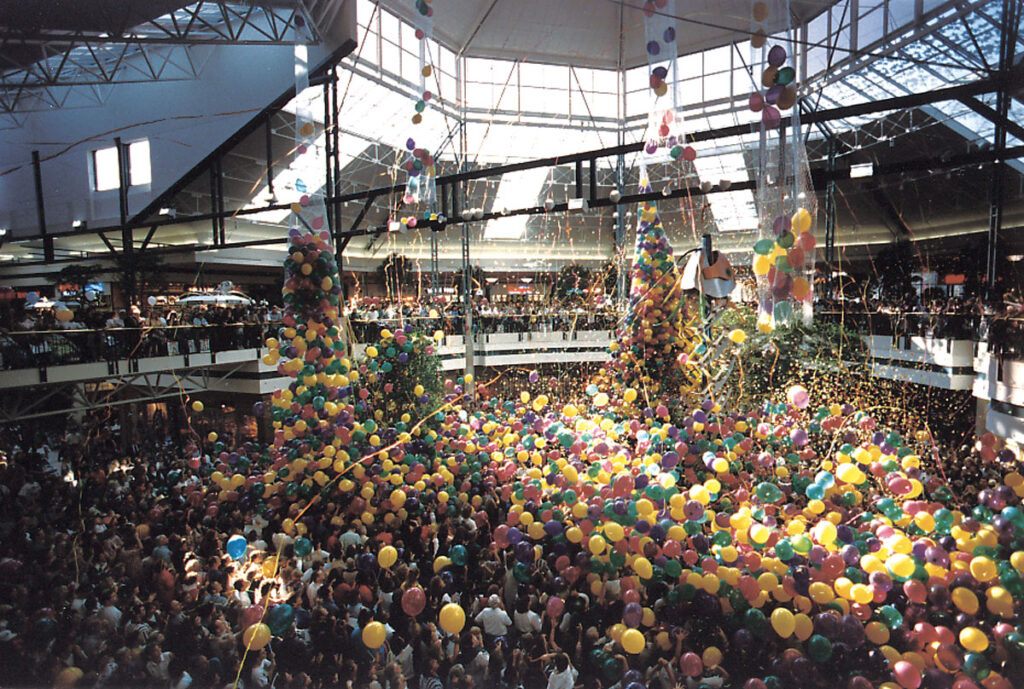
top-left (91, 139), bottom-right (151, 192)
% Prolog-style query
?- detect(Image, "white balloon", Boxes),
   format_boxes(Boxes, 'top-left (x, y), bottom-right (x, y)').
top-left (147, 296), bottom-right (157, 306)
top-left (25, 291), bottom-right (38, 305)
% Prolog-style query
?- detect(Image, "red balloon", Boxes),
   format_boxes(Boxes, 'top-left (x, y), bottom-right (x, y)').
top-left (402, 587), bottom-right (426, 617)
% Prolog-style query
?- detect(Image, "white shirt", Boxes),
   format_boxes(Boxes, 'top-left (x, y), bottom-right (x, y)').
top-left (546, 666), bottom-right (577, 689)
top-left (474, 607), bottom-right (512, 637)
top-left (514, 609), bottom-right (542, 634)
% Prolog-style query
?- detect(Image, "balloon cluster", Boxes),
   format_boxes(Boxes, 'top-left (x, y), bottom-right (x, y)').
top-left (750, 207), bottom-right (816, 328)
top-left (609, 190), bottom-right (704, 398)
top-left (748, 2), bottom-right (798, 126)
top-left (399, 137), bottom-right (439, 214)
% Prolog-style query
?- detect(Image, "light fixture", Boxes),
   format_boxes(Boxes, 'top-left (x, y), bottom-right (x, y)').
top-left (473, 207), bottom-right (484, 220)
top-left (461, 208), bottom-right (472, 221)
top-left (485, 277), bottom-right (498, 283)
top-left (609, 189), bottom-right (621, 203)
top-left (520, 277), bottom-right (533, 283)
top-left (543, 197), bottom-right (555, 212)
top-left (72, 219), bottom-right (86, 229)
top-left (0, 228), bottom-right (8, 237)
top-left (662, 185), bottom-right (672, 197)
top-left (700, 181), bottom-right (713, 193)
top-left (850, 162), bottom-right (874, 178)
top-left (719, 179), bottom-right (731, 190)
top-left (1008, 254), bottom-right (1024, 262)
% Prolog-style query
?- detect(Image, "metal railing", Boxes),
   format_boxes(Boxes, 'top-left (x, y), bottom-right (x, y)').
top-left (0, 323), bottom-right (270, 370)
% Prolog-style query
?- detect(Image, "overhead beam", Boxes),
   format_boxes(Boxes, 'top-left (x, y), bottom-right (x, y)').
top-left (958, 96), bottom-right (1024, 145)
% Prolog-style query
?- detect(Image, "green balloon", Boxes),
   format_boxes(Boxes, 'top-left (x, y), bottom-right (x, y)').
top-left (807, 634), bottom-right (833, 663)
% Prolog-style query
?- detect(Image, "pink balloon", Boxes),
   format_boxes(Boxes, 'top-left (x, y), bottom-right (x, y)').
top-left (240, 605), bottom-right (264, 629)
top-left (546, 597), bottom-right (564, 618)
top-left (680, 652), bottom-right (702, 677)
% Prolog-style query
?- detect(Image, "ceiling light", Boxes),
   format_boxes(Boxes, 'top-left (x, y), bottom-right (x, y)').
top-left (609, 189), bottom-right (621, 203)
top-left (520, 277), bottom-right (533, 283)
top-left (485, 277), bottom-right (498, 283)
top-left (72, 219), bottom-right (86, 229)
top-left (1008, 254), bottom-right (1024, 262)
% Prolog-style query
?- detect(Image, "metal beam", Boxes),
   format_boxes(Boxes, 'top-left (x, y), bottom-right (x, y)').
top-left (959, 96), bottom-right (1024, 145)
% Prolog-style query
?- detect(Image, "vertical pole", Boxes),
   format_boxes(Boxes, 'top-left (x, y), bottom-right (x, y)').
top-left (986, 0), bottom-right (1018, 293)
top-left (574, 159), bottom-right (583, 199)
top-left (216, 156), bottom-right (226, 246)
top-left (210, 159), bottom-right (220, 246)
top-left (31, 151), bottom-right (54, 263)
top-left (115, 138), bottom-right (135, 304)
top-left (265, 114), bottom-right (275, 202)
top-left (615, 150), bottom-right (627, 307)
top-left (323, 76), bottom-right (334, 234)
top-left (332, 66), bottom-right (342, 238)
top-left (589, 158), bottom-right (597, 205)
top-left (825, 137), bottom-right (838, 299)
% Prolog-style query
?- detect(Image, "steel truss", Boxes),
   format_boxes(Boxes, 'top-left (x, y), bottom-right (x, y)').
top-left (0, 0), bottom-right (344, 119)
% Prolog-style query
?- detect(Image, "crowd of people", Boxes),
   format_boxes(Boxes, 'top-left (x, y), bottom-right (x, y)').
top-left (0, 304), bottom-right (283, 370)
top-left (343, 298), bottom-right (618, 342)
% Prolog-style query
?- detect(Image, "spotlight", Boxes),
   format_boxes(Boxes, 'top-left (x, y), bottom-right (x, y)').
top-left (609, 189), bottom-right (621, 203)
top-left (719, 179), bottom-right (731, 190)
top-left (159, 207), bottom-right (176, 218)
top-left (700, 181), bottom-right (713, 193)
top-left (473, 207), bottom-right (484, 220)
top-left (72, 219), bottom-right (86, 229)
top-left (543, 197), bottom-right (555, 212)
top-left (461, 208), bottom-right (472, 221)
top-left (662, 185), bottom-right (672, 197)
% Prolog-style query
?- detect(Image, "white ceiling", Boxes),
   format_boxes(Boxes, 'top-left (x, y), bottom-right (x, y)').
top-left (377, 0), bottom-right (832, 69)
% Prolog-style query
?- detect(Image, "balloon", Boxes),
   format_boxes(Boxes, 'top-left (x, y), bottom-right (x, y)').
top-left (402, 587), bottom-right (426, 617)
top-left (808, 634), bottom-right (833, 663)
top-left (959, 627), bottom-right (988, 653)
top-left (240, 605), bottom-right (264, 629)
top-left (702, 647), bottom-right (723, 667)
top-left (266, 604), bottom-right (294, 635)
top-left (439, 603), bottom-right (466, 634)
top-left (226, 534), bottom-right (247, 560)
top-left (192, 400), bottom-right (204, 412)
top-left (770, 607), bottom-right (796, 638)
top-left (680, 652), bottom-right (702, 676)
top-left (362, 621), bottom-right (387, 649)
top-left (621, 628), bottom-right (645, 654)
top-left (378, 545), bottom-right (398, 568)
top-left (892, 660), bottom-right (921, 689)
top-left (242, 623), bottom-right (272, 650)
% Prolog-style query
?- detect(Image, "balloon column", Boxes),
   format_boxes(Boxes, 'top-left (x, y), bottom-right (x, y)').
top-left (610, 183), bottom-right (704, 398)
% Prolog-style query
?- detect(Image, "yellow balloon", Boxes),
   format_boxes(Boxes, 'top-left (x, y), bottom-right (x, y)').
top-left (952, 587), bottom-right (979, 615)
top-left (959, 626), bottom-right (988, 653)
top-left (621, 628), bottom-right (646, 654)
top-left (793, 613), bottom-right (813, 641)
top-left (970, 556), bottom-right (997, 582)
top-left (378, 545), bottom-right (398, 568)
top-left (589, 534), bottom-right (606, 555)
top-left (243, 623), bottom-right (272, 650)
top-left (439, 603), bottom-right (466, 635)
top-left (357, 621), bottom-right (384, 649)
top-left (865, 621), bottom-right (890, 645)
top-left (729, 329), bottom-right (747, 344)
top-left (191, 400), bottom-right (204, 412)
top-left (702, 646), bottom-right (723, 667)
top-left (605, 522), bottom-right (625, 542)
top-left (634, 556), bottom-right (653, 580)
top-left (770, 607), bottom-right (796, 638)
top-left (791, 207), bottom-right (812, 233)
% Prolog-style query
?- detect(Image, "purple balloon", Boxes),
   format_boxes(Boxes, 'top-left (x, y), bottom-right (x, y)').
top-left (768, 45), bottom-right (787, 67)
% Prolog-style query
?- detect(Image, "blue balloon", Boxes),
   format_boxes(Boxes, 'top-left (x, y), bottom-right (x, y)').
top-left (226, 534), bottom-right (248, 561)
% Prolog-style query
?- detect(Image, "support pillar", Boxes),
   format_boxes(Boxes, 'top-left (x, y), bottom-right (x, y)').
top-left (824, 137), bottom-right (838, 299)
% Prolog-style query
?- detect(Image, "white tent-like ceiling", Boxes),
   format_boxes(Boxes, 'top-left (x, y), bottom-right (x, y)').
top-left (377, 0), bottom-right (832, 69)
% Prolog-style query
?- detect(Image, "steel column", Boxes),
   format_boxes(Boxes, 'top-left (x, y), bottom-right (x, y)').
top-left (31, 150), bottom-right (53, 263)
